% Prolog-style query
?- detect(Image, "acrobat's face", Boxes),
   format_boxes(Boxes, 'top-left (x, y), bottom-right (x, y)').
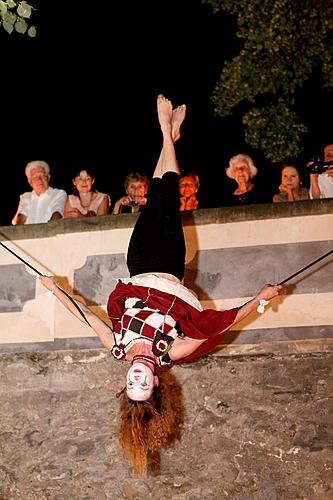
top-left (126, 362), bottom-right (158, 401)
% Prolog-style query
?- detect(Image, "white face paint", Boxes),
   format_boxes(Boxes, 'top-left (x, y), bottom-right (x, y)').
top-left (126, 362), bottom-right (156, 401)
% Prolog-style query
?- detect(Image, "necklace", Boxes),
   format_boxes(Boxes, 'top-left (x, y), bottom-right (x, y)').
top-left (132, 354), bottom-right (156, 369)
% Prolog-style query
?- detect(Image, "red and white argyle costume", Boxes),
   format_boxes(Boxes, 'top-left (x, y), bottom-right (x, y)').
top-left (107, 279), bottom-right (239, 364)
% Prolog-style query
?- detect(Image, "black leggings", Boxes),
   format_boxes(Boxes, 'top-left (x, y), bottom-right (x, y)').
top-left (126, 171), bottom-right (186, 281)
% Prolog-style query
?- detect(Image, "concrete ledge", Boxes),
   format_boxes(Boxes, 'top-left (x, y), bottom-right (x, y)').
top-left (1, 198), bottom-right (332, 241)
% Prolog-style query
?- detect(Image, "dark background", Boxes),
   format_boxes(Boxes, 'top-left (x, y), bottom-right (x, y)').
top-left (1, 0), bottom-right (332, 226)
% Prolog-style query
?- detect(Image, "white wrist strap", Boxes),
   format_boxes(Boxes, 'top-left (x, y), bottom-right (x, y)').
top-left (257, 299), bottom-right (269, 314)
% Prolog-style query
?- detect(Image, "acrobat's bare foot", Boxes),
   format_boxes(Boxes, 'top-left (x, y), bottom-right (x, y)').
top-left (157, 94), bottom-right (173, 135)
top-left (172, 104), bottom-right (186, 142)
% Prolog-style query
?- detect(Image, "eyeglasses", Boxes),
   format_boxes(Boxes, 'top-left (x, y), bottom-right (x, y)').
top-left (30, 174), bottom-right (48, 181)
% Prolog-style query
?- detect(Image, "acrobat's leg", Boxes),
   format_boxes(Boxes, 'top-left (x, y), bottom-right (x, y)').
top-left (126, 95), bottom-right (187, 281)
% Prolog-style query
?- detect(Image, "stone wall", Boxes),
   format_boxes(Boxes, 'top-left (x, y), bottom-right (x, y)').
top-left (0, 199), bottom-right (332, 354)
top-left (1, 349), bottom-right (332, 498)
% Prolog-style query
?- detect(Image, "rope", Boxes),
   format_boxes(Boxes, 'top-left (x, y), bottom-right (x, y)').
top-left (278, 249), bottom-right (333, 285)
top-left (2, 236), bottom-right (332, 321)
top-left (0, 240), bottom-right (91, 326)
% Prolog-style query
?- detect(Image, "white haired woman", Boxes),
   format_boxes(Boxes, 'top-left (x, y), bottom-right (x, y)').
top-left (224, 153), bottom-right (265, 206)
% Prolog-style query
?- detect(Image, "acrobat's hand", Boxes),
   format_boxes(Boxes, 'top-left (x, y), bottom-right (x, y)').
top-left (256, 283), bottom-right (282, 313)
top-left (39, 275), bottom-right (58, 293)
top-left (258, 283), bottom-right (282, 301)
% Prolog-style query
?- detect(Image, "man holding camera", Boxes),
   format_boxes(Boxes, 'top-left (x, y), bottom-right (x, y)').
top-left (309, 143), bottom-right (333, 199)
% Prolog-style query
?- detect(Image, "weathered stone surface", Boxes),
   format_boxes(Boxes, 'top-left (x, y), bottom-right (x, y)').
top-left (74, 254), bottom-right (128, 304)
top-left (184, 240), bottom-right (333, 299)
top-left (0, 349), bottom-right (332, 499)
top-left (0, 264), bottom-right (36, 312)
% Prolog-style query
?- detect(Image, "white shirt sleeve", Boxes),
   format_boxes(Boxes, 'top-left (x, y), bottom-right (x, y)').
top-left (49, 189), bottom-right (67, 217)
top-left (310, 173), bottom-right (333, 199)
top-left (12, 192), bottom-right (31, 225)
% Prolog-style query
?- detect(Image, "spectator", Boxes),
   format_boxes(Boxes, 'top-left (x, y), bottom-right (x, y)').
top-left (273, 162), bottom-right (309, 203)
top-left (179, 172), bottom-right (200, 211)
top-left (113, 172), bottom-right (149, 214)
top-left (224, 154), bottom-right (266, 206)
top-left (309, 143), bottom-right (333, 199)
top-left (64, 168), bottom-right (110, 218)
top-left (12, 160), bottom-right (67, 225)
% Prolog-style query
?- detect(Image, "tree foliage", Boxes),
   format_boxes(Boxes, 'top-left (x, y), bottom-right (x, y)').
top-left (0, 0), bottom-right (36, 37)
top-left (203, 0), bottom-right (333, 162)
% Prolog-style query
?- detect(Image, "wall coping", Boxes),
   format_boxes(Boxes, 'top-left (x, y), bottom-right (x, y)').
top-left (0, 199), bottom-right (332, 241)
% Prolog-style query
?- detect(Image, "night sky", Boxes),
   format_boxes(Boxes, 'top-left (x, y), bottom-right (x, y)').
top-left (1, 0), bottom-right (332, 226)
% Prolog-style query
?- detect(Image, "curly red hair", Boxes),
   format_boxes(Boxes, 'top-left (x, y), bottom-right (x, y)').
top-left (118, 369), bottom-right (183, 477)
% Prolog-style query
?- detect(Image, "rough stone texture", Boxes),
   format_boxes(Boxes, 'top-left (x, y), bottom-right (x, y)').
top-left (0, 264), bottom-right (36, 312)
top-left (74, 254), bottom-right (128, 304)
top-left (0, 349), bottom-right (332, 499)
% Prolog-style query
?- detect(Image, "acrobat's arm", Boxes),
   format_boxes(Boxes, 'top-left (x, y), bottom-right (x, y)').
top-left (231, 283), bottom-right (282, 327)
top-left (39, 276), bottom-right (115, 351)
top-left (172, 283), bottom-right (282, 364)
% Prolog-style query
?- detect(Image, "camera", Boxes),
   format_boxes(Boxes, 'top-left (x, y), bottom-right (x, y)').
top-left (308, 160), bottom-right (333, 174)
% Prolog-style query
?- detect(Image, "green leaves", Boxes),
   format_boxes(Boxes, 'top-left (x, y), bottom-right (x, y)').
top-left (204, 0), bottom-right (333, 162)
top-left (243, 99), bottom-right (308, 162)
top-left (17, 1), bottom-right (31, 18)
top-left (0, 0), bottom-right (36, 36)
